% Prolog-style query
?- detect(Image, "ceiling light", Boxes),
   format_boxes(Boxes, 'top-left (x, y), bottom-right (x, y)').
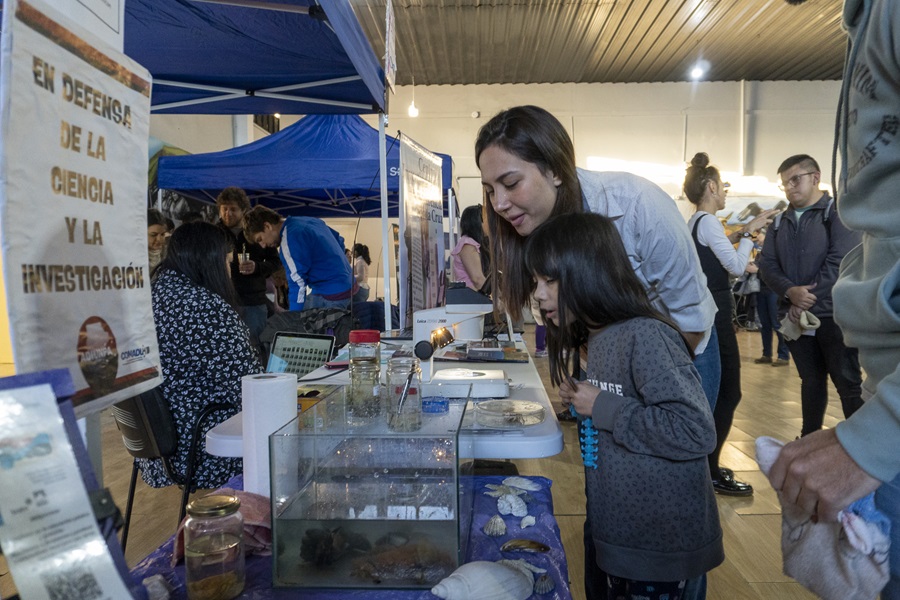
top-left (690, 59), bottom-right (710, 81)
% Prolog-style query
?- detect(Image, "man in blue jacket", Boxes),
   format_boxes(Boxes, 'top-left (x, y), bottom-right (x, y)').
top-left (757, 154), bottom-right (862, 438)
top-left (243, 206), bottom-right (354, 311)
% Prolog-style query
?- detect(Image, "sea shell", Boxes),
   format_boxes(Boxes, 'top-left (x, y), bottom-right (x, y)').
top-left (500, 538), bottom-right (550, 553)
top-left (502, 476), bottom-right (542, 492)
top-left (483, 515), bottom-right (507, 536)
top-left (498, 493), bottom-right (528, 517)
top-left (534, 573), bottom-right (556, 594)
top-left (431, 561), bottom-right (533, 600)
top-left (484, 484), bottom-right (527, 498)
top-left (520, 516), bottom-right (536, 529)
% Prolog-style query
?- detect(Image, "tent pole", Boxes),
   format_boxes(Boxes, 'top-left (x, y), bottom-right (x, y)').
top-left (379, 113), bottom-right (391, 330)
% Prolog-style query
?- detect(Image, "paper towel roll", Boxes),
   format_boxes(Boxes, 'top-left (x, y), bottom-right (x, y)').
top-left (242, 372), bottom-right (298, 496)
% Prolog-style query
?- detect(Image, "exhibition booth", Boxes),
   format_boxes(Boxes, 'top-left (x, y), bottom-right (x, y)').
top-left (156, 113), bottom-right (454, 219)
top-left (0, 1), bottom-right (569, 599)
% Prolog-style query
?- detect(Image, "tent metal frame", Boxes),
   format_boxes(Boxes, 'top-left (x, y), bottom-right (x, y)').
top-left (152, 77), bottom-right (375, 113)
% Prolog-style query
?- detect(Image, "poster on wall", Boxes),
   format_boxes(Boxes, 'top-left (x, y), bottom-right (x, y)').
top-left (0, 0), bottom-right (161, 416)
top-left (398, 133), bottom-right (444, 328)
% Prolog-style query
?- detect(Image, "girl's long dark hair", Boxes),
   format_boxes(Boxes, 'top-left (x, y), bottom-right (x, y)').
top-left (524, 213), bottom-right (688, 387)
top-left (475, 105), bottom-right (584, 320)
top-left (155, 221), bottom-right (239, 309)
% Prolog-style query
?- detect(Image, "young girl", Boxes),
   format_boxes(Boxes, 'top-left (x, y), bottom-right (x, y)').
top-left (525, 212), bottom-right (724, 600)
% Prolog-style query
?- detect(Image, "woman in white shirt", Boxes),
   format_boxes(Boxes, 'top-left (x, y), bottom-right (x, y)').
top-left (684, 152), bottom-right (776, 497)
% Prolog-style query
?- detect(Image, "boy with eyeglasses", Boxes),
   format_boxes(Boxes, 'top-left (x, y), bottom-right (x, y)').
top-left (757, 154), bottom-right (863, 438)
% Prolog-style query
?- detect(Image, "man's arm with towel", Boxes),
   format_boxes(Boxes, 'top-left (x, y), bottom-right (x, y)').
top-left (768, 428), bottom-right (881, 522)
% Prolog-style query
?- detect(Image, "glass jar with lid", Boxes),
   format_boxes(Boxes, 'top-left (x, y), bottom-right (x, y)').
top-left (347, 360), bottom-right (381, 425)
top-left (385, 355), bottom-right (422, 432)
top-left (348, 329), bottom-right (381, 369)
top-left (184, 494), bottom-right (245, 600)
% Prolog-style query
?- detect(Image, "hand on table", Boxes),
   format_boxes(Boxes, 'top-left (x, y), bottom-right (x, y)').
top-left (767, 428), bottom-right (882, 522)
top-left (559, 380), bottom-right (599, 418)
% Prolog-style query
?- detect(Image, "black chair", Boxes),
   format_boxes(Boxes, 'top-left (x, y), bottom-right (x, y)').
top-left (110, 387), bottom-right (230, 552)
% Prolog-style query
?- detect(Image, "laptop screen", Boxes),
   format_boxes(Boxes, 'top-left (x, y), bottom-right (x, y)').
top-left (266, 332), bottom-right (335, 379)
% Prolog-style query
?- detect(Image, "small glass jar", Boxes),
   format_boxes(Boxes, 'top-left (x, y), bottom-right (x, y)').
top-left (184, 494), bottom-right (245, 600)
top-left (348, 329), bottom-right (381, 369)
top-left (347, 360), bottom-right (382, 425)
top-left (385, 356), bottom-right (422, 432)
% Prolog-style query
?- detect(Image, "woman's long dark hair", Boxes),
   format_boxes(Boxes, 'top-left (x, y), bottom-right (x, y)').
top-left (475, 105), bottom-right (584, 320)
top-left (524, 213), bottom-right (688, 387)
top-left (155, 221), bottom-right (239, 308)
top-left (352, 243), bottom-right (371, 265)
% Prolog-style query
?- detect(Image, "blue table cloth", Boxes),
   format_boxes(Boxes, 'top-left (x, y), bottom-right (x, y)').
top-left (131, 475), bottom-right (572, 599)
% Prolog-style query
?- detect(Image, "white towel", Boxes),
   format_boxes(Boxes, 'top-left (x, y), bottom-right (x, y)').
top-left (779, 311), bottom-right (821, 341)
top-left (755, 436), bottom-right (890, 600)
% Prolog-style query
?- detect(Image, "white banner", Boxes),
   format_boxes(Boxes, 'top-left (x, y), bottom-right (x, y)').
top-left (55, 0), bottom-right (124, 52)
top-left (0, 0), bottom-right (160, 416)
top-left (398, 133), bottom-right (444, 328)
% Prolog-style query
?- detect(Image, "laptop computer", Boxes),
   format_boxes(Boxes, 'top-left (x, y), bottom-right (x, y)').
top-left (266, 331), bottom-right (335, 378)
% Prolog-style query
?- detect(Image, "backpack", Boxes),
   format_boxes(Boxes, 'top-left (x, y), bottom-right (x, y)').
top-left (771, 196), bottom-right (835, 235)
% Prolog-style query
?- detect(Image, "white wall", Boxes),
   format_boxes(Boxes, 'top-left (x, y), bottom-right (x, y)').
top-left (150, 115), bottom-right (271, 153)
top-left (150, 80), bottom-right (843, 298)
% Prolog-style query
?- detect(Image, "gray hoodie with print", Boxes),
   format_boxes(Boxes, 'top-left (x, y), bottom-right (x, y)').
top-left (832, 0), bottom-right (900, 484)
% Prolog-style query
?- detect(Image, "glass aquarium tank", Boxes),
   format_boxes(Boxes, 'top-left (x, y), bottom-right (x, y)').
top-left (269, 388), bottom-right (474, 590)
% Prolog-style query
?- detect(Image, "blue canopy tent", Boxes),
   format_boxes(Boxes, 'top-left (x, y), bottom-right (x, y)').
top-left (123, 0), bottom-right (406, 321)
top-left (123, 0), bottom-right (384, 115)
top-left (157, 113), bottom-right (455, 218)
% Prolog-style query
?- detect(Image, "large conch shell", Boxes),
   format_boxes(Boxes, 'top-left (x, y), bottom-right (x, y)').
top-left (431, 561), bottom-right (533, 600)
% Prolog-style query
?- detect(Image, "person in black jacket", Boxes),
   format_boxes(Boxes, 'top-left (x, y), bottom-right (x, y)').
top-left (216, 187), bottom-right (281, 343)
top-left (757, 155), bottom-right (863, 437)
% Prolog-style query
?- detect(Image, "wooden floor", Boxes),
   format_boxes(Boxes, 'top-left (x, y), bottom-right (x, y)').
top-left (2, 326), bottom-right (836, 599)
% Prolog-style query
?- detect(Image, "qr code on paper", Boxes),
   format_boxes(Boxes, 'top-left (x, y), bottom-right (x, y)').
top-left (41, 565), bottom-right (103, 600)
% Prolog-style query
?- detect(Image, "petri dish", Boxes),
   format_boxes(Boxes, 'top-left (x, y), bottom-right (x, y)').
top-left (474, 400), bottom-right (545, 429)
